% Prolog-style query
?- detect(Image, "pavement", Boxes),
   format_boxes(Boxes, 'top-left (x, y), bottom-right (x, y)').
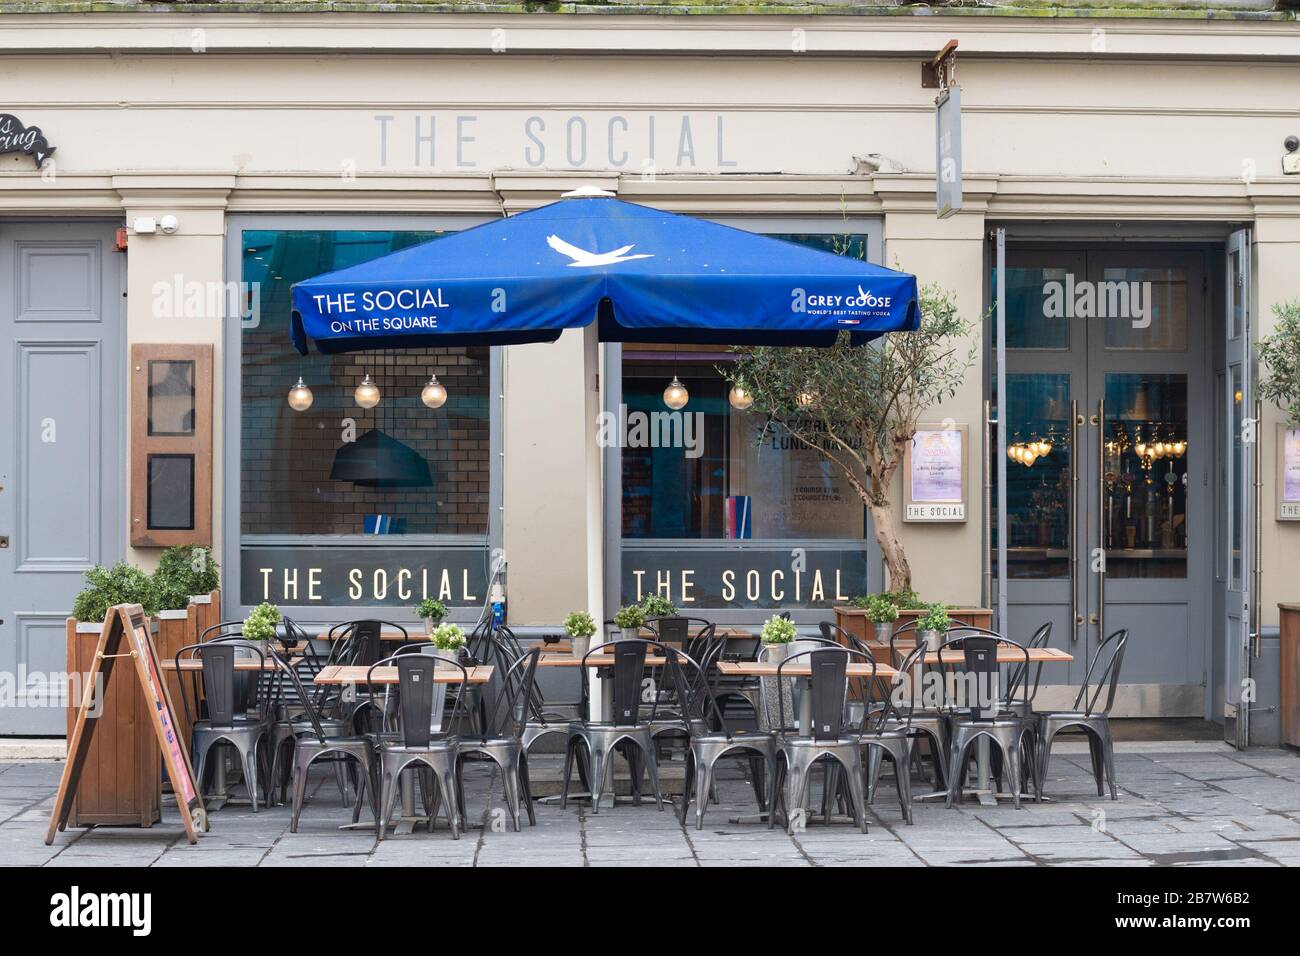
top-left (5, 742), bottom-right (1300, 867)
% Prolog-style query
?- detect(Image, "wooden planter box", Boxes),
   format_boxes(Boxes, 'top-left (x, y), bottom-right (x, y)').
top-left (65, 618), bottom-right (161, 828)
top-left (1281, 604), bottom-right (1300, 749)
top-left (154, 590), bottom-right (222, 789)
top-left (833, 606), bottom-right (995, 648)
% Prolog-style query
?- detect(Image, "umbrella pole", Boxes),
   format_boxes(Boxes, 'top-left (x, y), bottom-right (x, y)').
top-left (583, 323), bottom-right (606, 722)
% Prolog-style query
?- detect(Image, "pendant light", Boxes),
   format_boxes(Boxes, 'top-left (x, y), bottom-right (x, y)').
top-left (663, 376), bottom-right (690, 411)
top-left (421, 373), bottom-right (448, 409)
top-left (728, 383), bottom-right (753, 411)
top-left (354, 372), bottom-right (381, 409)
top-left (663, 347), bottom-right (688, 410)
top-left (287, 376), bottom-right (314, 412)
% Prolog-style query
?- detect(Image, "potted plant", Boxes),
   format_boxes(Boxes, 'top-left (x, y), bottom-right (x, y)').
top-left (430, 621), bottom-right (466, 665)
top-left (152, 544), bottom-right (220, 612)
top-left (612, 604), bottom-right (646, 641)
top-left (1259, 300), bottom-right (1300, 427)
top-left (760, 614), bottom-right (798, 663)
top-left (916, 603), bottom-right (952, 652)
top-left (564, 611), bottom-right (597, 658)
top-left (862, 593), bottom-right (900, 643)
top-left (72, 562), bottom-right (160, 624)
top-left (414, 598), bottom-right (448, 636)
top-left (242, 602), bottom-right (281, 651)
top-left (640, 593), bottom-right (679, 620)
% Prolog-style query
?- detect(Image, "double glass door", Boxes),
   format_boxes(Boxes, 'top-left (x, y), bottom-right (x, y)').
top-left (996, 248), bottom-right (1210, 711)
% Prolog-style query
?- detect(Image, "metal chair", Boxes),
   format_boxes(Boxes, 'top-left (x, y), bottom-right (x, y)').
top-left (881, 618), bottom-right (953, 788)
top-left (454, 647), bottom-right (541, 831)
top-left (860, 642), bottom-right (927, 824)
top-left (267, 617), bottom-right (353, 806)
top-left (938, 630), bottom-right (1037, 808)
top-left (1035, 628), bottom-right (1129, 800)
top-left (277, 651), bottom-right (379, 833)
top-left (674, 647), bottom-right (779, 829)
top-left (769, 646), bottom-right (871, 835)
top-left (175, 638), bottom-right (272, 811)
top-left (561, 639), bottom-right (666, 813)
top-left (374, 653), bottom-right (472, 840)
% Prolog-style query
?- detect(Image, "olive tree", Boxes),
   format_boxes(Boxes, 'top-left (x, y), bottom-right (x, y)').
top-left (725, 283), bottom-right (977, 592)
top-left (1259, 300), bottom-right (1300, 426)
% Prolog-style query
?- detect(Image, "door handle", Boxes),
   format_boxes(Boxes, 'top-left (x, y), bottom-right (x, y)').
top-left (1069, 399), bottom-right (1079, 643)
top-left (1096, 398), bottom-right (1106, 651)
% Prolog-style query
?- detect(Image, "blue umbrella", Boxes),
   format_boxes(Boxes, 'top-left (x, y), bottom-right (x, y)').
top-left (291, 194), bottom-right (919, 354)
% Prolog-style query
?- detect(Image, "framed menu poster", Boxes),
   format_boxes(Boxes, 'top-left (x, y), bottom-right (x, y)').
top-left (1278, 425), bottom-right (1300, 520)
top-left (904, 423), bottom-right (967, 522)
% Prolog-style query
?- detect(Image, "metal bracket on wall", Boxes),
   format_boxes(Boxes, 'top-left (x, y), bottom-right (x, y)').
top-left (921, 40), bottom-right (958, 90)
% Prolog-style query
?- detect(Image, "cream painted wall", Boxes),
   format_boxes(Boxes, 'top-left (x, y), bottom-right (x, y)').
top-left (119, 193), bottom-right (228, 572)
top-left (1252, 204), bottom-right (1300, 629)
top-left (881, 202), bottom-right (988, 608)
top-left (501, 329), bottom-right (593, 625)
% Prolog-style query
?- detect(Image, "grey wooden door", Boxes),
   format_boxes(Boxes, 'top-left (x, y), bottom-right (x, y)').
top-left (0, 221), bottom-right (124, 735)
top-left (1220, 229), bottom-right (1253, 746)
top-left (999, 246), bottom-right (1211, 715)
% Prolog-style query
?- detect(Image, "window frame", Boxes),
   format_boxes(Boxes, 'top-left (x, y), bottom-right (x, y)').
top-left (603, 215), bottom-right (886, 626)
top-left (222, 214), bottom-right (502, 624)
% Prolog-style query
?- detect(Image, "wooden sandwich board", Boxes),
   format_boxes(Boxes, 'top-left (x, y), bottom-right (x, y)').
top-left (47, 603), bottom-right (206, 845)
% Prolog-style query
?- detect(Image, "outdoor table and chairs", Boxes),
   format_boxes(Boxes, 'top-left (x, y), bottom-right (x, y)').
top-left (170, 608), bottom-right (1130, 843)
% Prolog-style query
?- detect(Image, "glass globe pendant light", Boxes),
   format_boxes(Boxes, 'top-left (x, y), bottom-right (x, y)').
top-left (663, 376), bottom-right (690, 411)
top-left (354, 372), bottom-right (381, 409)
top-left (421, 374), bottom-right (448, 409)
top-left (287, 376), bottom-right (314, 412)
top-left (728, 383), bottom-right (753, 411)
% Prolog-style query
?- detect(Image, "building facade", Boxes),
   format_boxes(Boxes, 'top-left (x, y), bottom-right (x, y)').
top-left (1, 4), bottom-right (1298, 744)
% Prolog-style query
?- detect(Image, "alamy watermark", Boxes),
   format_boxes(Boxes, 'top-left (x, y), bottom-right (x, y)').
top-left (596, 405), bottom-right (703, 459)
top-left (151, 275), bottom-right (262, 328)
top-left (1043, 274), bottom-right (1152, 329)
top-left (0, 669), bottom-right (103, 715)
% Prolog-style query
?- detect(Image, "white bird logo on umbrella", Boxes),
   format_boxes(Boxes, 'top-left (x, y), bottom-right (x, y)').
top-left (546, 235), bottom-right (654, 268)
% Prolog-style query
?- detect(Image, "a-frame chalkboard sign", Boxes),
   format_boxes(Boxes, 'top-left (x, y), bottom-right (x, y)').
top-left (47, 604), bottom-right (206, 845)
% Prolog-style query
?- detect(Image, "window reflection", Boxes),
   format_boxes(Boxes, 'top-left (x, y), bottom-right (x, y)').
top-left (993, 373), bottom-right (1072, 578)
top-left (240, 230), bottom-right (490, 537)
top-left (1103, 374), bottom-right (1189, 578)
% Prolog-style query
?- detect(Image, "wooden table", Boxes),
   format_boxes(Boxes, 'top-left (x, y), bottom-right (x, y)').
top-left (716, 660), bottom-right (899, 679)
top-left (312, 664), bottom-right (493, 685)
top-left (715, 660), bottom-right (900, 740)
top-left (160, 657), bottom-right (299, 672)
top-left (537, 653), bottom-right (677, 668)
top-left (864, 643), bottom-right (1073, 665)
top-left (303, 626), bottom-right (415, 643)
top-left (867, 643), bottom-right (1073, 805)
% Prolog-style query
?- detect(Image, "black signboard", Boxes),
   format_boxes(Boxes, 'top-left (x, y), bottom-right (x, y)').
top-left (240, 545), bottom-right (488, 608)
top-left (0, 114), bottom-right (56, 168)
top-left (621, 545), bottom-right (867, 610)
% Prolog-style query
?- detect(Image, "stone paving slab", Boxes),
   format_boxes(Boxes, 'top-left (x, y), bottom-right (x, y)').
top-left (3, 745), bottom-right (1298, 867)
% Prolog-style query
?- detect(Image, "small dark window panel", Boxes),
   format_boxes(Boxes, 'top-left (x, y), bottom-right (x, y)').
top-left (147, 453), bottom-right (195, 530)
top-left (147, 359), bottom-right (196, 436)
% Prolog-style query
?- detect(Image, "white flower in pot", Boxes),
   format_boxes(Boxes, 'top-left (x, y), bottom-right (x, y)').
top-left (760, 614), bottom-right (798, 663)
top-left (563, 610), bottom-right (597, 658)
top-left (414, 598), bottom-right (447, 636)
top-left (429, 621), bottom-right (466, 665)
top-left (612, 604), bottom-right (646, 642)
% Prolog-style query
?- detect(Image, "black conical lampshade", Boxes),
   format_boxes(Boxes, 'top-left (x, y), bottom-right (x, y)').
top-left (330, 429), bottom-right (432, 488)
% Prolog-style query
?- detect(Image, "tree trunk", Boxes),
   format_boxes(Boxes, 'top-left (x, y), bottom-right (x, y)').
top-left (867, 498), bottom-right (911, 593)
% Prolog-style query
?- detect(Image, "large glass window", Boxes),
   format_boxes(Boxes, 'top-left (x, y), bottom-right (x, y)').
top-left (240, 230), bottom-right (490, 539)
top-left (621, 233), bottom-right (870, 543)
